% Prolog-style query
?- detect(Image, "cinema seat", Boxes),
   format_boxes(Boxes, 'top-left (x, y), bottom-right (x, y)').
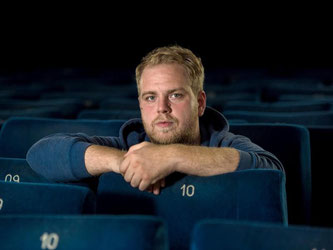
top-left (0, 181), bottom-right (95, 214)
top-left (223, 100), bottom-right (331, 113)
top-left (230, 123), bottom-right (311, 225)
top-left (0, 117), bottom-right (125, 158)
top-left (78, 110), bottom-right (141, 120)
top-left (0, 215), bottom-right (168, 250)
top-left (224, 110), bottom-right (333, 126)
top-left (0, 157), bottom-right (48, 183)
top-left (97, 169), bottom-right (287, 250)
top-left (99, 97), bottom-right (140, 110)
top-left (191, 219), bottom-right (333, 250)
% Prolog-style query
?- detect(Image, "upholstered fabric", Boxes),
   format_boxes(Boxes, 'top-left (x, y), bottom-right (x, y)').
top-left (0, 157), bottom-right (48, 183)
top-left (0, 215), bottom-right (168, 250)
top-left (230, 123), bottom-right (311, 225)
top-left (0, 117), bottom-right (125, 158)
top-left (191, 219), bottom-right (333, 250)
top-left (97, 169), bottom-right (287, 250)
top-left (224, 110), bottom-right (333, 126)
top-left (0, 181), bottom-right (95, 214)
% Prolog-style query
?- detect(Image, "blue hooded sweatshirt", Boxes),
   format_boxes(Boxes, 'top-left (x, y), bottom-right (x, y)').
top-left (26, 107), bottom-right (284, 182)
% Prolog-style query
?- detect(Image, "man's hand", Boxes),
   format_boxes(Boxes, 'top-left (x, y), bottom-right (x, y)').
top-left (119, 142), bottom-right (175, 193)
top-left (146, 178), bottom-right (166, 195)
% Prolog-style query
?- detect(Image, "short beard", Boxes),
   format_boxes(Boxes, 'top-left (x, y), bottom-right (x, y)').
top-left (142, 114), bottom-right (199, 145)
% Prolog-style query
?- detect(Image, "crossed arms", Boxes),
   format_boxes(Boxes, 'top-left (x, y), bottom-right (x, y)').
top-left (85, 142), bottom-right (240, 194)
top-left (26, 133), bottom-right (283, 194)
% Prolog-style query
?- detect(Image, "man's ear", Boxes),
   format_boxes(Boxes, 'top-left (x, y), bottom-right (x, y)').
top-left (197, 90), bottom-right (206, 117)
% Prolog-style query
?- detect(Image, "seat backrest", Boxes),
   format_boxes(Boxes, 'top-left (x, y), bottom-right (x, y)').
top-left (97, 169), bottom-right (287, 250)
top-left (0, 157), bottom-right (48, 183)
top-left (223, 100), bottom-right (331, 113)
top-left (230, 123), bottom-right (311, 225)
top-left (99, 97), bottom-right (140, 110)
top-left (224, 110), bottom-right (333, 126)
top-left (191, 219), bottom-right (333, 250)
top-left (0, 117), bottom-right (125, 158)
top-left (0, 181), bottom-right (95, 214)
top-left (0, 215), bottom-right (168, 250)
top-left (78, 110), bottom-right (141, 120)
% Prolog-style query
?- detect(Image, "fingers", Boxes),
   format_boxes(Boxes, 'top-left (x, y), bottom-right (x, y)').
top-left (146, 178), bottom-right (166, 195)
top-left (152, 181), bottom-right (161, 195)
top-left (125, 141), bottom-right (149, 156)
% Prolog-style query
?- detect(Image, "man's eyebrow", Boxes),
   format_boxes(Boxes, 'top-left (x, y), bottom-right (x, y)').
top-left (167, 88), bottom-right (187, 94)
top-left (141, 88), bottom-right (187, 97)
top-left (141, 91), bottom-right (157, 97)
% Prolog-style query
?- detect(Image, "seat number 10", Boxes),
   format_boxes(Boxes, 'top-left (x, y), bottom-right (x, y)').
top-left (40, 233), bottom-right (59, 249)
top-left (181, 184), bottom-right (195, 197)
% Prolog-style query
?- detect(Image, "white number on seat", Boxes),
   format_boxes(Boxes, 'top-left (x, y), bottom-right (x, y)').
top-left (40, 232), bottom-right (59, 249)
top-left (4, 174), bottom-right (20, 183)
top-left (0, 198), bottom-right (3, 210)
top-left (181, 184), bottom-right (195, 197)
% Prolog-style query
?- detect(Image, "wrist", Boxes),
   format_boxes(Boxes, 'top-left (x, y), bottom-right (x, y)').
top-left (107, 149), bottom-right (126, 174)
top-left (166, 144), bottom-right (183, 173)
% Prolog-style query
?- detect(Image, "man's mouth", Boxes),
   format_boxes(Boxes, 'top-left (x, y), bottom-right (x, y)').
top-left (155, 121), bottom-right (174, 128)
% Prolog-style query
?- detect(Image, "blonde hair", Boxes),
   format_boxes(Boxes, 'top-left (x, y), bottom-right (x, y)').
top-left (135, 45), bottom-right (204, 95)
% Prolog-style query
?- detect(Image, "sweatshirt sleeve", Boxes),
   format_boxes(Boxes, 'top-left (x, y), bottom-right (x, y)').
top-left (26, 133), bottom-right (123, 182)
top-left (220, 133), bottom-right (285, 172)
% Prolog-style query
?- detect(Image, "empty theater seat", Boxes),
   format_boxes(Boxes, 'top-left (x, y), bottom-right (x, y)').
top-left (97, 169), bottom-right (287, 250)
top-left (191, 219), bottom-right (333, 250)
top-left (224, 110), bottom-right (333, 126)
top-left (0, 181), bottom-right (95, 214)
top-left (223, 100), bottom-right (331, 113)
top-left (0, 157), bottom-right (48, 183)
top-left (230, 123), bottom-right (311, 225)
top-left (78, 110), bottom-right (141, 120)
top-left (99, 97), bottom-right (140, 110)
top-left (0, 117), bottom-right (125, 158)
top-left (0, 215), bottom-right (168, 250)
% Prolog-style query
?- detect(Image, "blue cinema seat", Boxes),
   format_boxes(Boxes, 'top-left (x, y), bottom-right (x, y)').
top-left (191, 219), bottom-right (333, 250)
top-left (223, 100), bottom-right (331, 113)
top-left (230, 123), bottom-right (311, 225)
top-left (206, 92), bottom-right (260, 112)
top-left (224, 110), bottom-right (333, 126)
top-left (0, 215), bottom-right (168, 250)
top-left (0, 107), bottom-right (64, 121)
top-left (99, 97), bottom-right (140, 110)
top-left (0, 181), bottom-right (95, 214)
top-left (0, 158), bottom-right (48, 183)
top-left (78, 110), bottom-right (141, 120)
top-left (0, 98), bottom-right (84, 119)
top-left (97, 169), bottom-right (287, 250)
top-left (0, 117), bottom-right (125, 158)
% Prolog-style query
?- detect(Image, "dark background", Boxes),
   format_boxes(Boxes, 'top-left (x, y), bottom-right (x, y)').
top-left (1, 9), bottom-right (332, 75)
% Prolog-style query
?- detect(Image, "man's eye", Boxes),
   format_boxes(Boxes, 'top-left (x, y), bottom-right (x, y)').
top-left (170, 93), bottom-right (183, 99)
top-left (145, 96), bottom-right (155, 101)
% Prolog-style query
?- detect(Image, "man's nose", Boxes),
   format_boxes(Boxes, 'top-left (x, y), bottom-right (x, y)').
top-left (157, 96), bottom-right (171, 114)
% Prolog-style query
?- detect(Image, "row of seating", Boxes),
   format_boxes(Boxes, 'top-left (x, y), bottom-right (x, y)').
top-left (1, 215), bottom-right (332, 249)
top-left (0, 117), bottom-right (313, 225)
top-left (2, 75), bottom-right (333, 123)
top-left (1, 69), bottom-right (333, 249)
top-left (0, 170), bottom-right (287, 249)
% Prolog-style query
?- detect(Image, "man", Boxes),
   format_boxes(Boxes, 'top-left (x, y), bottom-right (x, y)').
top-left (27, 45), bottom-right (283, 195)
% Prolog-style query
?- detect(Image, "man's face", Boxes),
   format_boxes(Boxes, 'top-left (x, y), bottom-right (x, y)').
top-left (139, 63), bottom-right (205, 145)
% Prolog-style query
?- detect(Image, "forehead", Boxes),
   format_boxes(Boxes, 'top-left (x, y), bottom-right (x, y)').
top-left (140, 64), bottom-right (190, 90)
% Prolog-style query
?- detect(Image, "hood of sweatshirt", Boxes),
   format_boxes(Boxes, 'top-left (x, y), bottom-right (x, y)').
top-left (117, 106), bottom-right (230, 149)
